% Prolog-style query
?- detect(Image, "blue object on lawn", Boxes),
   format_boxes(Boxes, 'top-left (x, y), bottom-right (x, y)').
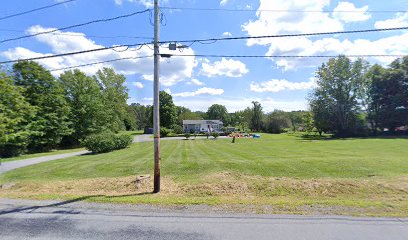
top-left (253, 134), bottom-right (261, 138)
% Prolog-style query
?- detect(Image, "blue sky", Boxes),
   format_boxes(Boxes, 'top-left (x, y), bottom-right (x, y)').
top-left (1, 0), bottom-right (408, 112)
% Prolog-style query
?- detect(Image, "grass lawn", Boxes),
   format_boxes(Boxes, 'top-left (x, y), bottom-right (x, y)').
top-left (0, 147), bottom-right (85, 163)
top-left (1, 134), bottom-right (407, 216)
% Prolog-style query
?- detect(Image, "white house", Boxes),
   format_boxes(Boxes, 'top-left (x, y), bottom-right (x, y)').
top-left (182, 120), bottom-right (223, 133)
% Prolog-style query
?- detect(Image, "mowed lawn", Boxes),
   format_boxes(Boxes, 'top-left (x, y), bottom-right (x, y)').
top-left (1, 134), bottom-right (407, 216)
top-left (2, 134), bottom-right (407, 182)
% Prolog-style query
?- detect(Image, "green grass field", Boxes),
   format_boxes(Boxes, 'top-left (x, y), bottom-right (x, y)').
top-left (1, 134), bottom-right (407, 216)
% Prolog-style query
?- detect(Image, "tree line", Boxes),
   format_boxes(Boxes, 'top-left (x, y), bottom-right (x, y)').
top-left (309, 55), bottom-right (408, 137)
top-left (2, 56), bottom-right (407, 156)
top-left (1, 61), bottom-right (129, 157)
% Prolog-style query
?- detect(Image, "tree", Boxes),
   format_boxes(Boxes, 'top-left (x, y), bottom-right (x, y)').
top-left (287, 111), bottom-right (308, 132)
top-left (0, 70), bottom-right (35, 157)
top-left (59, 69), bottom-right (107, 144)
top-left (366, 61), bottom-right (408, 133)
top-left (176, 106), bottom-right (202, 125)
top-left (207, 104), bottom-right (230, 125)
top-left (159, 91), bottom-right (177, 128)
top-left (309, 56), bottom-right (368, 137)
top-left (250, 101), bottom-right (263, 131)
top-left (94, 68), bottom-right (129, 132)
top-left (13, 61), bottom-right (72, 151)
top-left (262, 110), bottom-right (291, 134)
top-left (128, 103), bottom-right (152, 130)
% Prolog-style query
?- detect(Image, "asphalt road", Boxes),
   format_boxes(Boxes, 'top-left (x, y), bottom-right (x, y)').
top-left (0, 198), bottom-right (407, 240)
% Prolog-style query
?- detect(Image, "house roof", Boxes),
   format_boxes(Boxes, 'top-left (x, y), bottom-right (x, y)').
top-left (183, 120), bottom-right (223, 125)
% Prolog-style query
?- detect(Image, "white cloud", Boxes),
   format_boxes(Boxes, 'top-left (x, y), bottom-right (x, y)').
top-left (220, 0), bottom-right (229, 6)
top-left (164, 88), bottom-right (172, 94)
top-left (375, 13), bottom-right (408, 29)
top-left (332, 2), bottom-right (371, 23)
top-left (173, 87), bottom-right (224, 97)
top-left (250, 78), bottom-right (316, 93)
top-left (1, 26), bottom-right (197, 86)
top-left (190, 79), bottom-right (204, 86)
top-left (222, 32), bottom-right (232, 37)
top-left (241, 0), bottom-right (408, 70)
top-left (133, 82), bottom-right (144, 88)
top-left (201, 58), bottom-right (249, 78)
top-left (242, 0), bottom-right (344, 46)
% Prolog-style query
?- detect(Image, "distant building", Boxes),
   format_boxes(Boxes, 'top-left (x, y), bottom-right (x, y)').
top-left (182, 120), bottom-right (223, 133)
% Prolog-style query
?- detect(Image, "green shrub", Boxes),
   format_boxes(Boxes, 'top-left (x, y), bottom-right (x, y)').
top-left (171, 125), bottom-right (183, 134)
top-left (189, 129), bottom-right (195, 134)
top-left (184, 133), bottom-right (191, 139)
top-left (81, 131), bottom-right (132, 153)
top-left (160, 128), bottom-right (171, 137)
top-left (212, 132), bottom-right (220, 139)
top-left (167, 132), bottom-right (177, 137)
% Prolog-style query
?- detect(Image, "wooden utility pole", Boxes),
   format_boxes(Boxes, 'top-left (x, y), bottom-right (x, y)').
top-left (153, 0), bottom-right (161, 193)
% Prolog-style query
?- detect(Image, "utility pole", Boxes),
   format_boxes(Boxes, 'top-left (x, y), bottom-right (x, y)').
top-left (153, 0), bottom-right (161, 193)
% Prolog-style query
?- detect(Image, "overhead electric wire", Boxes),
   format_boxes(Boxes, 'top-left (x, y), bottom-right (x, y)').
top-left (0, 28), bottom-right (153, 40)
top-left (161, 6), bottom-right (408, 13)
top-left (49, 55), bottom-right (153, 72)
top-left (0, 9), bottom-right (150, 44)
top-left (166, 54), bottom-right (406, 58)
top-left (0, 0), bottom-right (75, 21)
top-left (0, 42), bottom-right (151, 64)
top-left (1, 26), bottom-right (408, 65)
top-left (160, 26), bottom-right (408, 45)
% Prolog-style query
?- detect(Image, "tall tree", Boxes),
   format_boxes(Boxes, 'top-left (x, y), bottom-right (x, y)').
top-left (159, 91), bottom-right (177, 128)
top-left (262, 110), bottom-right (291, 134)
top-left (366, 60), bottom-right (408, 132)
top-left (0, 70), bottom-right (35, 157)
top-left (250, 101), bottom-right (263, 131)
top-left (94, 68), bottom-right (129, 132)
top-left (128, 103), bottom-right (152, 130)
top-left (207, 104), bottom-right (230, 125)
top-left (309, 56), bottom-right (368, 136)
top-left (13, 61), bottom-right (71, 151)
top-left (59, 69), bottom-right (107, 143)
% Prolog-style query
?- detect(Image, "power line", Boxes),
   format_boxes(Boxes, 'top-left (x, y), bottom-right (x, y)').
top-left (50, 54), bottom-right (406, 72)
top-left (161, 6), bottom-right (408, 13)
top-left (161, 26), bottom-right (408, 45)
top-left (0, 28), bottom-right (153, 40)
top-left (49, 55), bottom-right (153, 72)
top-left (1, 26), bottom-right (408, 65)
top-left (166, 54), bottom-right (406, 58)
top-left (0, 9), bottom-right (150, 44)
top-left (0, 42), bottom-right (150, 64)
top-left (0, 0), bottom-right (75, 21)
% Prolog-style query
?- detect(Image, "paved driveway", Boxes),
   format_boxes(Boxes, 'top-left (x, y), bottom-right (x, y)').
top-left (0, 150), bottom-right (89, 174)
top-left (1, 135), bottom-right (228, 174)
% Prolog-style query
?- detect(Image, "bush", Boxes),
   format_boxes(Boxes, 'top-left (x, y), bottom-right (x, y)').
top-left (184, 133), bottom-right (191, 139)
top-left (160, 128), bottom-right (171, 137)
top-left (81, 131), bottom-right (132, 153)
top-left (171, 124), bottom-right (183, 134)
top-left (212, 132), bottom-right (220, 139)
top-left (189, 129), bottom-right (195, 134)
